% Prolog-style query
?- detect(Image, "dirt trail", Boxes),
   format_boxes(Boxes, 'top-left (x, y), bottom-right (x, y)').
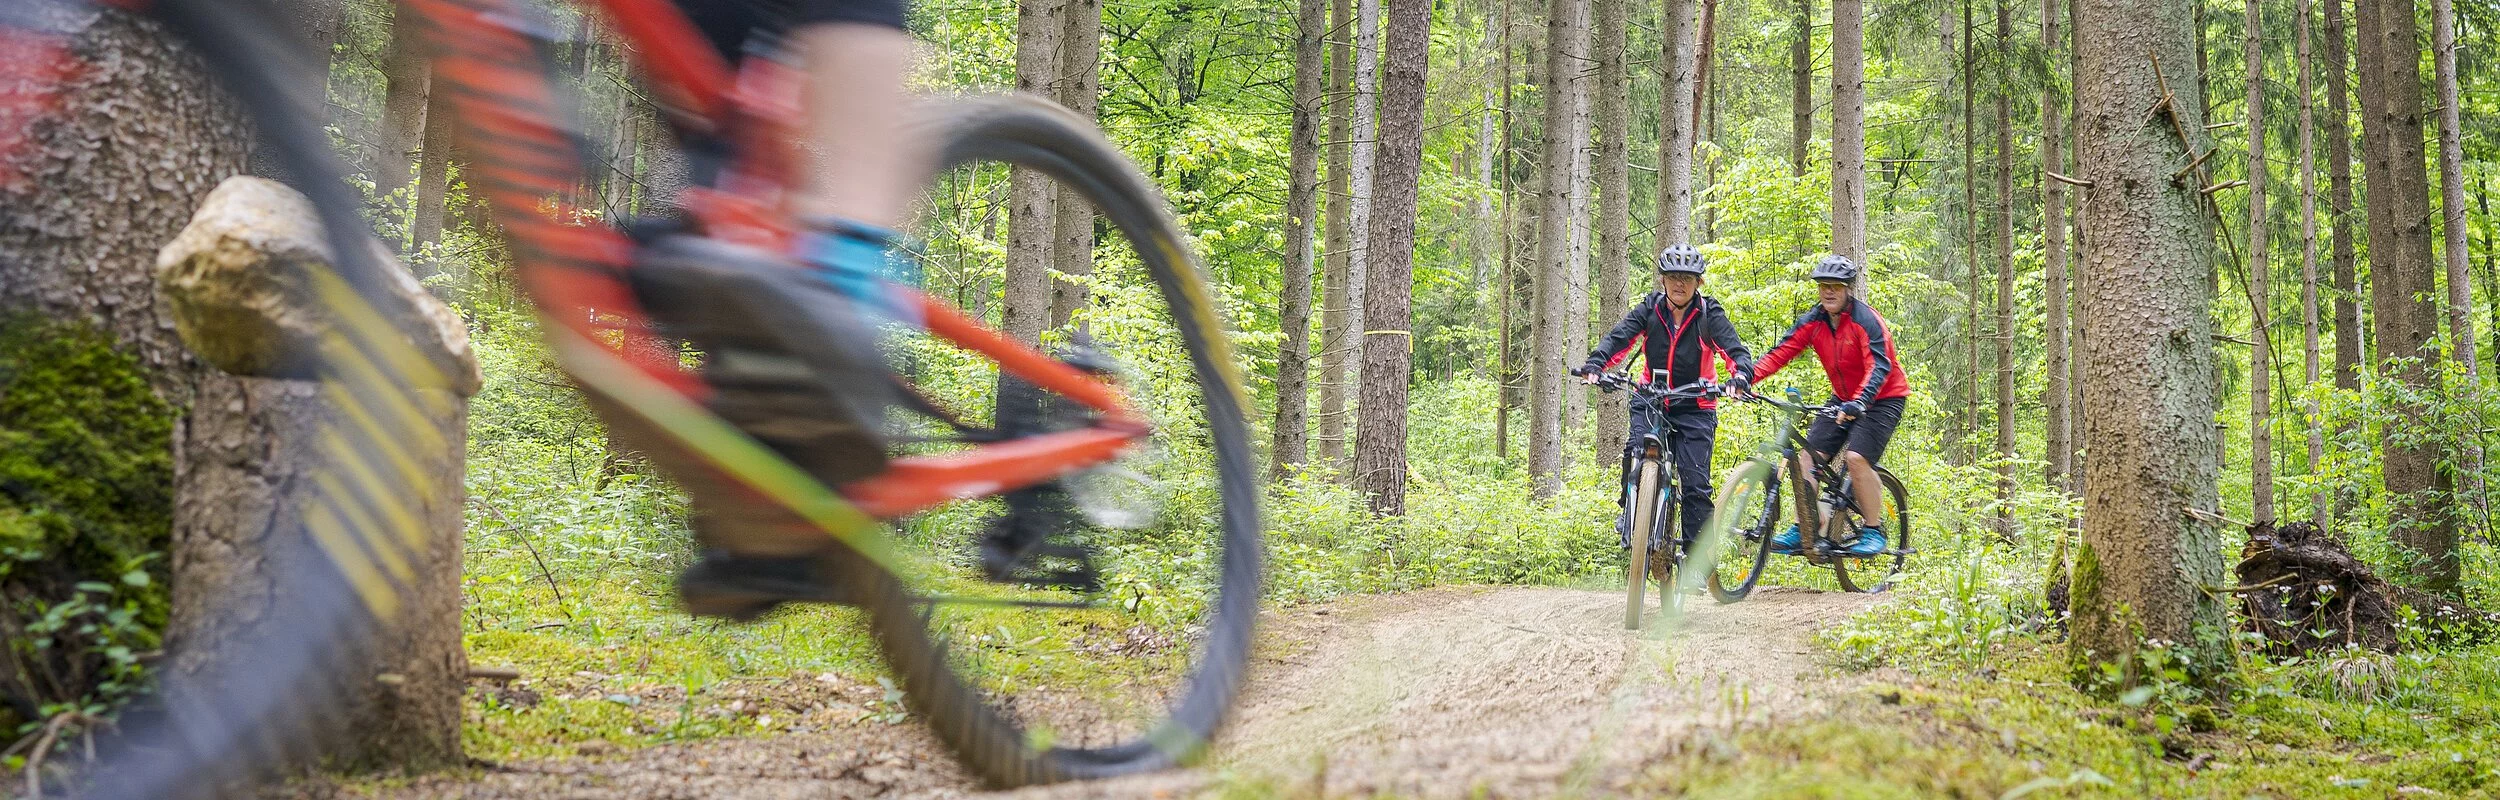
top-left (346, 586), bottom-right (1878, 799)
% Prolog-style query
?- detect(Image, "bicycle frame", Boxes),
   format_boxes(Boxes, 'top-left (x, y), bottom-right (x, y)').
top-left (398, 0), bottom-right (1146, 521)
top-left (1738, 393), bottom-right (1861, 557)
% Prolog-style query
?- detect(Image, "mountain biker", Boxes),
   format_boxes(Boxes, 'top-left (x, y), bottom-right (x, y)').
top-left (1572, 244), bottom-right (1755, 552)
top-left (1738, 255), bottom-right (1910, 558)
top-left (624, 0), bottom-right (965, 619)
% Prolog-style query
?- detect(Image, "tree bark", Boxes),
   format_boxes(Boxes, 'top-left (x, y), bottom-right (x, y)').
top-left (0, 13), bottom-right (468, 769)
top-left (1563, 26), bottom-right (1593, 438)
top-left (2043, 0), bottom-right (2072, 494)
top-left (1356, 0), bottom-right (1430, 515)
top-left (2068, 0), bottom-right (2231, 687)
top-left (2351, 0), bottom-right (2459, 591)
top-left (1791, 0), bottom-right (1813, 176)
top-left (1658, 0), bottom-right (1698, 244)
top-left (2246, 0), bottom-right (2273, 523)
top-left (2430, 0), bottom-right (2472, 376)
top-left (1496, 0), bottom-right (1517, 459)
top-left (1595, 0), bottom-right (1632, 464)
top-left (376, 24), bottom-right (430, 238)
top-left (1529, 0), bottom-right (1589, 496)
top-left (1048, 0), bottom-right (1103, 328)
top-left (411, 82), bottom-right (456, 260)
top-left (1345, 0), bottom-right (1381, 462)
top-left (1961, 0), bottom-right (1980, 464)
top-left (1003, 0), bottom-right (1063, 353)
top-left (2297, 0), bottom-right (2326, 530)
top-left (1992, 0), bottom-right (2014, 539)
top-left (2067, 0), bottom-right (2087, 495)
top-left (1831, 0), bottom-right (1866, 271)
top-left (1320, 0), bottom-right (1355, 467)
top-left (2325, 0), bottom-right (2359, 393)
top-left (1274, 0), bottom-right (1328, 478)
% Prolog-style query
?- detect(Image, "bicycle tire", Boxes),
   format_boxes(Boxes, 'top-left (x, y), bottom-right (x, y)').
top-left (853, 95), bottom-right (1263, 787)
top-left (32, 0), bottom-right (461, 794)
top-left (1834, 467), bottom-right (1910, 593)
top-left (1623, 458), bottom-right (1662, 630)
top-left (1704, 459), bottom-right (1778, 603)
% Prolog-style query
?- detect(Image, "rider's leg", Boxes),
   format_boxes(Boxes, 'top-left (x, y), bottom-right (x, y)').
top-left (789, 21), bottom-right (929, 229)
top-left (1667, 408), bottom-right (1717, 545)
top-left (1839, 396), bottom-right (1906, 532)
top-left (1842, 450), bottom-right (1884, 528)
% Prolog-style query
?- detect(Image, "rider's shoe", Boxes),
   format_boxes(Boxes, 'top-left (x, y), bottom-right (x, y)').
top-left (677, 548), bottom-right (865, 622)
top-left (1842, 527), bottom-right (1889, 558)
top-left (630, 234), bottom-right (897, 487)
top-left (1768, 524), bottom-right (1803, 555)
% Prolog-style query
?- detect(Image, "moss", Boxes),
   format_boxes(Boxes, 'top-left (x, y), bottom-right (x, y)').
top-left (0, 314), bottom-right (177, 735)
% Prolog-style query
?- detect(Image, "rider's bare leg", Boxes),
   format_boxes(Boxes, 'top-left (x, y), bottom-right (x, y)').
top-left (1843, 450), bottom-right (1884, 529)
top-left (1798, 449), bottom-right (1826, 536)
top-left (789, 23), bottom-right (930, 228)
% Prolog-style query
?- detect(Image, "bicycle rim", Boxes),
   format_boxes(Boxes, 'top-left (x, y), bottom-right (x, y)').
top-left (6, 0), bottom-right (464, 794)
top-left (1624, 459), bottom-right (1660, 630)
top-left (861, 95), bottom-right (1262, 787)
top-left (1705, 460), bottom-right (1778, 603)
top-left (1835, 468), bottom-right (1910, 593)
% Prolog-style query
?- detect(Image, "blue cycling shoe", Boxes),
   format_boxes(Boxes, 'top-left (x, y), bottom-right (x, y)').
top-left (1768, 524), bottom-right (1802, 555)
top-left (1843, 527), bottom-right (1889, 557)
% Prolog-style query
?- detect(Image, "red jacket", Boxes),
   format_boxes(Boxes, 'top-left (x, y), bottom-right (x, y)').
top-left (1750, 297), bottom-right (1911, 405)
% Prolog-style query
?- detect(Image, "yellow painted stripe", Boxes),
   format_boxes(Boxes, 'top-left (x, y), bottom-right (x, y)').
top-left (318, 380), bottom-right (430, 506)
top-left (303, 501), bottom-right (403, 621)
top-left (318, 431), bottom-right (428, 571)
top-left (312, 470), bottom-right (419, 587)
top-left (316, 331), bottom-right (447, 461)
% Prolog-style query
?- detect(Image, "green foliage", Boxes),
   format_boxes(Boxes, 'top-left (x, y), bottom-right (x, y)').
top-left (0, 316), bottom-right (174, 737)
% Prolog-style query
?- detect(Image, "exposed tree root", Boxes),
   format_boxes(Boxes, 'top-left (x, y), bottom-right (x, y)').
top-left (2234, 521), bottom-right (2497, 656)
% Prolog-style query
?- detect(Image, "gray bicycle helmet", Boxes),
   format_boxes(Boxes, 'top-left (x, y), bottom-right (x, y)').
top-left (1656, 243), bottom-right (1706, 276)
top-left (1808, 254), bottom-right (1860, 283)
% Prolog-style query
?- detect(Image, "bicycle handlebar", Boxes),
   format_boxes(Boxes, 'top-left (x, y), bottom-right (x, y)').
top-left (1578, 369), bottom-right (1724, 401)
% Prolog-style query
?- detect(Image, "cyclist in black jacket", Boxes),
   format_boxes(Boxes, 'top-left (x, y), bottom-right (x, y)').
top-left (1572, 244), bottom-right (1756, 549)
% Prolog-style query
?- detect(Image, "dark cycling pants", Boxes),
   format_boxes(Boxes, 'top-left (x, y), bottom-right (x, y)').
top-left (673, 0), bottom-right (909, 62)
top-left (1804, 395), bottom-right (1906, 468)
top-left (1617, 407), bottom-right (1716, 548)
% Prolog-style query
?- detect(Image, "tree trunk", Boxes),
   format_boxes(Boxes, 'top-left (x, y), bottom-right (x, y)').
top-left (2067, 0), bottom-right (2087, 496)
top-left (1048, 0), bottom-right (1104, 328)
top-left (1496, 0), bottom-right (1517, 459)
top-left (1528, 0), bottom-right (1589, 496)
top-left (1659, 0), bottom-right (1698, 245)
top-left (2297, 0), bottom-right (2326, 530)
top-left (1003, 0), bottom-right (1063, 353)
top-left (2325, 0), bottom-right (2358, 393)
top-left (2430, 0), bottom-right (2472, 377)
top-left (1791, 0), bottom-right (1812, 177)
top-left (1831, 0), bottom-right (1866, 271)
top-left (411, 83), bottom-right (456, 261)
top-left (376, 25), bottom-right (430, 240)
top-left (0, 13), bottom-right (468, 769)
top-left (2246, 0), bottom-right (2273, 524)
top-left (2068, 0), bottom-right (2231, 687)
top-left (1357, 0), bottom-right (1431, 515)
top-left (1273, 0), bottom-right (1327, 479)
top-left (1961, 0), bottom-right (1980, 465)
top-left (1320, 0), bottom-right (1355, 467)
top-left (1563, 31), bottom-right (1593, 439)
top-left (1345, 0), bottom-right (1381, 466)
top-left (1595, 0), bottom-right (1631, 465)
top-left (1992, 0), bottom-right (2014, 539)
top-left (2043, 0), bottom-right (2072, 494)
top-left (2351, 0), bottom-right (2459, 592)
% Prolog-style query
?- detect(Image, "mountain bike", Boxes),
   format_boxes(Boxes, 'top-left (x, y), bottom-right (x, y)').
top-left (1588, 371), bottom-right (1725, 629)
top-left (1, 0), bottom-right (1259, 792)
top-left (1701, 389), bottom-right (1911, 600)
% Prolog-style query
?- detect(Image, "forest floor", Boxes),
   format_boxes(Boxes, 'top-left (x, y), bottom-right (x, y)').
top-left (304, 585), bottom-right (1889, 799)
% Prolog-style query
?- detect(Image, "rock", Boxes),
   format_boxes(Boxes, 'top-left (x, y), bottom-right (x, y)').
top-left (154, 176), bottom-right (480, 395)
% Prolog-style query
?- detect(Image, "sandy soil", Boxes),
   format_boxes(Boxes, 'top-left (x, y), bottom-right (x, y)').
top-left (336, 585), bottom-right (1880, 799)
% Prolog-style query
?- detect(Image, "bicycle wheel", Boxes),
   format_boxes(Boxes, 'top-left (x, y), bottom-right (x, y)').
top-left (1834, 467), bottom-right (1910, 593)
top-left (1703, 459), bottom-right (1779, 603)
top-left (1623, 457), bottom-right (1662, 630)
top-left (856, 95), bottom-right (1262, 787)
top-left (6, 0), bottom-right (461, 795)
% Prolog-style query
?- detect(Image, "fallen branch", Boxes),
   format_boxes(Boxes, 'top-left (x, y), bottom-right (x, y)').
top-left (2046, 170), bottom-right (2095, 188)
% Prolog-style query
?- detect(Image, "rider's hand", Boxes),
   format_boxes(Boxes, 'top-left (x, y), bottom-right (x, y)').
top-left (1572, 365), bottom-right (1601, 384)
top-left (1836, 399), bottom-right (1865, 422)
top-left (1727, 373), bottom-right (1752, 396)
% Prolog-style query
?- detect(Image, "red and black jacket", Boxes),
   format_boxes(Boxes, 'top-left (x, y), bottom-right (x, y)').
top-left (1583, 293), bottom-right (1754, 411)
top-left (1749, 297), bottom-right (1912, 406)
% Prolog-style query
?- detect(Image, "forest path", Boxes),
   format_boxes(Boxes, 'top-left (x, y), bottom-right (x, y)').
top-left (351, 585), bottom-right (1882, 799)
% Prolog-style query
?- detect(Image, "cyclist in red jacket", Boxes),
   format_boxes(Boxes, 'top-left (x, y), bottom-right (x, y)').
top-left (1741, 255), bottom-right (1910, 557)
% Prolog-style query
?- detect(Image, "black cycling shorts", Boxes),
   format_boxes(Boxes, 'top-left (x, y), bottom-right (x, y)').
top-left (675, 0), bottom-right (909, 61)
top-left (1805, 396), bottom-right (1905, 468)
